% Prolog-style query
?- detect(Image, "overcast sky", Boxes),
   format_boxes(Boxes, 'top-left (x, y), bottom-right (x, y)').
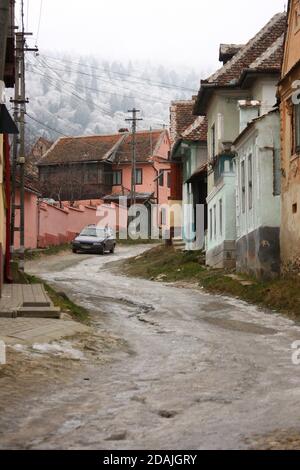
top-left (22, 0), bottom-right (286, 71)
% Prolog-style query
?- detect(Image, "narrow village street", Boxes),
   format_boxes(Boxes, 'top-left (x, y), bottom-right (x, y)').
top-left (1, 245), bottom-right (300, 450)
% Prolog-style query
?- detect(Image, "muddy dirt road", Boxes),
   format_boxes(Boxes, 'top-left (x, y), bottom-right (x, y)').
top-left (1, 245), bottom-right (300, 450)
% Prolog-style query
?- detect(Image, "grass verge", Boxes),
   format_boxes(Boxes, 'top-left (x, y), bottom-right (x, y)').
top-left (116, 237), bottom-right (160, 246)
top-left (24, 243), bottom-right (71, 260)
top-left (24, 273), bottom-right (90, 324)
top-left (122, 245), bottom-right (300, 320)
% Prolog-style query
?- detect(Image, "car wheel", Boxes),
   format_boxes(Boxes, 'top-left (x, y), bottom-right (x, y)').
top-left (72, 248), bottom-right (77, 254)
top-left (99, 248), bottom-right (104, 255)
top-left (110, 244), bottom-right (115, 254)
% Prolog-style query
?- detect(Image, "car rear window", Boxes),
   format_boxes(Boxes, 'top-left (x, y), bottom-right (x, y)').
top-left (80, 227), bottom-right (106, 237)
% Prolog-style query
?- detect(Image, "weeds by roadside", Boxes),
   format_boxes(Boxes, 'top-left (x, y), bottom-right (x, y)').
top-left (122, 245), bottom-right (300, 320)
top-left (24, 243), bottom-right (71, 260)
top-left (24, 273), bottom-right (90, 324)
top-left (116, 237), bottom-right (160, 246)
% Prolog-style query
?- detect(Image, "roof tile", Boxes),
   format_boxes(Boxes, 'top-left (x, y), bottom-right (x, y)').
top-left (38, 134), bottom-right (124, 165)
top-left (206, 12), bottom-right (286, 87)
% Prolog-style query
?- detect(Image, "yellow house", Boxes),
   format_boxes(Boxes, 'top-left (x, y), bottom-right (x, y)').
top-left (279, 0), bottom-right (300, 271)
top-left (0, 133), bottom-right (5, 266)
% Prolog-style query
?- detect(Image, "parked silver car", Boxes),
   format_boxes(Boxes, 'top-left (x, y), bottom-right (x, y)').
top-left (72, 225), bottom-right (116, 255)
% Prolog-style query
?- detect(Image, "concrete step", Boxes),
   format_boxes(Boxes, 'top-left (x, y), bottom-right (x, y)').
top-left (173, 239), bottom-right (185, 246)
top-left (17, 307), bottom-right (61, 319)
top-left (0, 311), bottom-right (17, 319)
top-left (173, 239), bottom-right (185, 251)
top-left (23, 301), bottom-right (52, 308)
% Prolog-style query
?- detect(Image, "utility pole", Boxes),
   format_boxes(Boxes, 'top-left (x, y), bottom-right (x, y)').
top-left (10, 0), bottom-right (37, 272)
top-left (125, 108), bottom-right (143, 207)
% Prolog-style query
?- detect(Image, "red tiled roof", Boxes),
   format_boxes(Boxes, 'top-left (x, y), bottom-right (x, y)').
top-left (38, 130), bottom-right (169, 166)
top-left (38, 134), bottom-right (124, 165)
top-left (181, 116), bottom-right (208, 142)
top-left (16, 175), bottom-right (41, 194)
top-left (113, 130), bottom-right (168, 164)
top-left (219, 44), bottom-right (244, 63)
top-left (31, 137), bottom-right (53, 152)
top-left (206, 13), bottom-right (286, 87)
top-left (195, 12), bottom-right (287, 114)
top-left (170, 100), bottom-right (196, 144)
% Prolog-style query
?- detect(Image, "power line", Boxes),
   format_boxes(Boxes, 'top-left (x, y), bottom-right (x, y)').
top-left (25, 112), bottom-right (159, 159)
top-left (41, 54), bottom-right (198, 93)
top-left (27, 61), bottom-right (172, 106)
top-left (35, 0), bottom-right (43, 44)
top-left (26, 56), bottom-right (114, 116)
top-left (26, 112), bottom-right (67, 137)
top-left (26, 0), bottom-right (29, 31)
top-left (32, 54), bottom-right (176, 104)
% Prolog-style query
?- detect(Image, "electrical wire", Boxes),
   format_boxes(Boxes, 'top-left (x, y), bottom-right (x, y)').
top-left (32, 54), bottom-right (179, 104)
top-left (35, 0), bottom-right (43, 44)
top-left (26, 0), bottom-right (29, 31)
top-left (25, 112), bottom-right (162, 159)
top-left (26, 56), bottom-right (114, 116)
top-left (27, 61), bottom-right (172, 106)
top-left (41, 54), bottom-right (198, 93)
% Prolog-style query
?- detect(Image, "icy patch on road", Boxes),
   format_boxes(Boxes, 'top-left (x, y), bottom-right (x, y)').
top-left (12, 341), bottom-right (85, 360)
top-left (32, 341), bottom-right (85, 360)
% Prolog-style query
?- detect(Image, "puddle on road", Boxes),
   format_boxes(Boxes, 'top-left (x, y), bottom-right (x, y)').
top-left (202, 317), bottom-right (278, 335)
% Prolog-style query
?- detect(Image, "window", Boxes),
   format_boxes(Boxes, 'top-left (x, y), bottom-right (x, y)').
top-left (112, 170), bottom-right (122, 186)
top-left (211, 124), bottom-right (216, 158)
top-left (241, 160), bottom-right (246, 213)
top-left (213, 204), bottom-right (217, 239)
top-left (98, 167), bottom-right (104, 184)
top-left (135, 168), bottom-right (143, 185)
top-left (248, 154), bottom-right (253, 210)
top-left (167, 172), bottom-right (171, 189)
top-left (159, 171), bottom-right (164, 187)
top-left (219, 199), bottom-right (223, 236)
top-left (295, 104), bottom-right (300, 154)
top-left (160, 207), bottom-right (167, 225)
top-left (210, 209), bottom-right (213, 240)
top-left (84, 164), bottom-right (97, 184)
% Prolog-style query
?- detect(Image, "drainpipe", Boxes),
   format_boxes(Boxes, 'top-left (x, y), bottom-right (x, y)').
top-left (37, 197), bottom-right (41, 249)
top-left (152, 164), bottom-right (159, 228)
top-left (4, 133), bottom-right (12, 282)
top-left (151, 164), bottom-right (160, 203)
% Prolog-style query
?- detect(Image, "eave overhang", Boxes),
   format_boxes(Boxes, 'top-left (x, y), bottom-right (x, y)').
top-left (194, 69), bottom-right (281, 116)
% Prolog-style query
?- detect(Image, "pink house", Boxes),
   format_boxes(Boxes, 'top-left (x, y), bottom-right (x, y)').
top-left (14, 179), bottom-right (103, 250)
top-left (14, 179), bottom-right (40, 250)
top-left (107, 129), bottom-right (171, 206)
top-left (19, 129), bottom-right (172, 248)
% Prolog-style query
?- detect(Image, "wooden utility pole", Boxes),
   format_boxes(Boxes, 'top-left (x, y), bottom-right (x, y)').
top-left (10, 0), bottom-right (37, 271)
top-left (125, 108), bottom-right (143, 207)
top-left (0, 0), bottom-right (10, 81)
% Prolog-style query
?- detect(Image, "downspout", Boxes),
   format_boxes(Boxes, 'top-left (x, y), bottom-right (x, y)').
top-left (152, 164), bottom-right (159, 227)
top-left (37, 197), bottom-right (41, 249)
top-left (4, 133), bottom-right (12, 282)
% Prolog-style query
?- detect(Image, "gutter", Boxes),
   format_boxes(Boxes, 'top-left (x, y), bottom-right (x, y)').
top-left (194, 68), bottom-right (280, 116)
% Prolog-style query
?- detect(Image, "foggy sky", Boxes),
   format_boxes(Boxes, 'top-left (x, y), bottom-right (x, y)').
top-left (22, 0), bottom-right (286, 71)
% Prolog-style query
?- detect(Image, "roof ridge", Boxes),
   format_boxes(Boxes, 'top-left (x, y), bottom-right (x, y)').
top-left (182, 116), bottom-right (206, 138)
top-left (170, 99), bottom-right (195, 106)
top-left (58, 133), bottom-right (123, 140)
top-left (207, 12), bottom-right (286, 84)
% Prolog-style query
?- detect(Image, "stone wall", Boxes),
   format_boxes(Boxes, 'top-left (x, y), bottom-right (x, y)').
top-left (236, 227), bottom-right (280, 280)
